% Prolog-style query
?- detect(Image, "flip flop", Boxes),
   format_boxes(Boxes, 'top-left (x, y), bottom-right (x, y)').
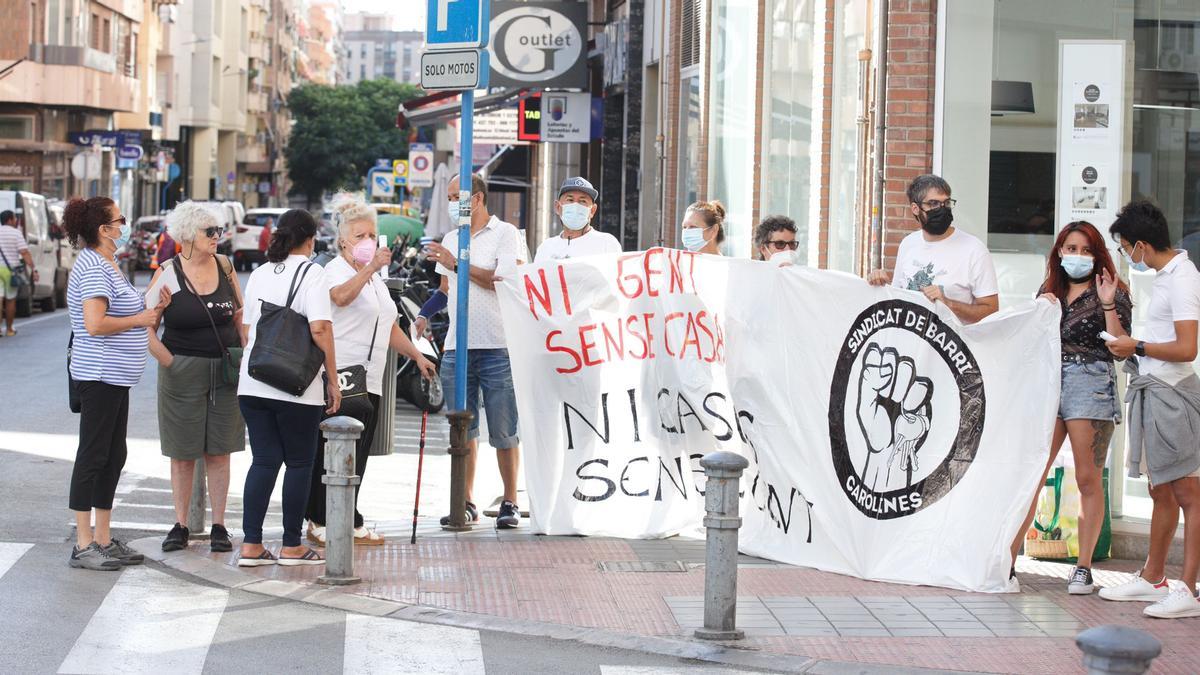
top-left (278, 548), bottom-right (325, 566)
top-left (237, 549), bottom-right (278, 567)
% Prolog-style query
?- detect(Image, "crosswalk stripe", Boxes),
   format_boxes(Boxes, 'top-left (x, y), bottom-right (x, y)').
top-left (0, 543), bottom-right (33, 580)
top-left (343, 614), bottom-right (485, 675)
top-left (57, 566), bottom-right (228, 674)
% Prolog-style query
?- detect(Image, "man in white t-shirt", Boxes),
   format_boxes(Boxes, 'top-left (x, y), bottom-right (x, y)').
top-left (425, 173), bottom-right (526, 529)
top-left (867, 175), bottom-right (999, 324)
top-left (0, 209), bottom-right (37, 336)
top-left (534, 177), bottom-right (622, 262)
top-left (1101, 200), bottom-right (1200, 619)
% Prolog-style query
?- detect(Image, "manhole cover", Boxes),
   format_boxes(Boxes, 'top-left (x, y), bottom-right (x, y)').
top-left (598, 561), bottom-right (688, 573)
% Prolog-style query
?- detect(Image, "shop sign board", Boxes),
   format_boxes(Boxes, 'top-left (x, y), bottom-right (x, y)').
top-left (540, 92), bottom-right (590, 143)
top-left (1055, 40), bottom-right (1131, 255)
top-left (487, 0), bottom-right (588, 90)
top-left (68, 130), bottom-right (141, 148)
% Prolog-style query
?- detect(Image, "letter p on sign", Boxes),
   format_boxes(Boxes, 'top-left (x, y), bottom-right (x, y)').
top-left (436, 0), bottom-right (460, 31)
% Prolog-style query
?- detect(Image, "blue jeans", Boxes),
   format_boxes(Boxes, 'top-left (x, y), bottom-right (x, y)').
top-left (440, 348), bottom-right (520, 448)
top-left (239, 396), bottom-right (324, 546)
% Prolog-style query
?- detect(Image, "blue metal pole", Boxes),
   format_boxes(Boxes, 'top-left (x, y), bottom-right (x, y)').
top-left (454, 89), bottom-right (474, 411)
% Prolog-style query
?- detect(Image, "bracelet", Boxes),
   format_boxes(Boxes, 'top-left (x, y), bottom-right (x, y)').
top-left (1100, 303), bottom-right (1116, 311)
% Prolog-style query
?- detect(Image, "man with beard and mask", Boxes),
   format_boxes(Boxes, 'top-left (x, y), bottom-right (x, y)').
top-left (534, 177), bottom-right (622, 262)
top-left (868, 174), bottom-right (999, 324)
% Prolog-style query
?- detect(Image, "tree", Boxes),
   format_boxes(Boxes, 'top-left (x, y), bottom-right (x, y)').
top-left (285, 80), bottom-right (423, 206)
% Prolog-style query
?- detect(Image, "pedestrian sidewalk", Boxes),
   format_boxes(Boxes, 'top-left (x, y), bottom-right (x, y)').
top-left (137, 521), bottom-right (1199, 675)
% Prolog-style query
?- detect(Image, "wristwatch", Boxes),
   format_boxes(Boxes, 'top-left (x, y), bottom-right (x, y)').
top-left (1135, 341), bottom-right (1146, 358)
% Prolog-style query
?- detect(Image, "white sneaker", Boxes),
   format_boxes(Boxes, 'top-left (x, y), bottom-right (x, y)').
top-left (1098, 571), bottom-right (1171, 602)
top-left (1143, 588), bottom-right (1200, 619)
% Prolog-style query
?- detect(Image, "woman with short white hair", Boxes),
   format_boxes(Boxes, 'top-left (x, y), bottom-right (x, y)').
top-left (304, 192), bottom-right (436, 546)
top-left (146, 201), bottom-right (246, 554)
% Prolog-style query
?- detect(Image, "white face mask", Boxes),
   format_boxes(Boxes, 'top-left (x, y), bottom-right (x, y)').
top-left (560, 203), bottom-right (591, 231)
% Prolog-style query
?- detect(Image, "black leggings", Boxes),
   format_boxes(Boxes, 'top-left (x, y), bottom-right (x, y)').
top-left (70, 381), bottom-right (130, 511)
top-left (306, 394), bottom-right (381, 528)
top-left (239, 395), bottom-right (324, 547)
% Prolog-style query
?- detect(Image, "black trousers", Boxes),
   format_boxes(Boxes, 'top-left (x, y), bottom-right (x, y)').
top-left (239, 395), bottom-right (324, 547)
top-left (69, 381), bottom-right (130, 512)
top-left (306, 394), bottom-right (380, 528)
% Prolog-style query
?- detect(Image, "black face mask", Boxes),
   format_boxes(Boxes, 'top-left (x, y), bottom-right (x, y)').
top-left (920, 206), bottom-right (954, 236)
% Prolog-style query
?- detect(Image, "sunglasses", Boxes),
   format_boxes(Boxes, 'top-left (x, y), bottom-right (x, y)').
top-left (203, 226), bottom-right (225, 239)
top-left (766, 240), bottom-right (799, 251)
top-left (104, 216), bottom-right (127, 227)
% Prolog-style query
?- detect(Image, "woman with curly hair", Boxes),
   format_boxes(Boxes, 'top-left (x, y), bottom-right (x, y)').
top-left (145, 202), bottom-right (246, 554)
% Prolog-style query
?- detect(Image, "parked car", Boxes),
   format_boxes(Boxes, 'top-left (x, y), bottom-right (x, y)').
top-left (133, 215), bottom-right (166, 270)
top-left (234, 207), bottom-right (287, 270)
top-left (192, 201), bottom-right (244, 255)
top-left (0, 190), bottom-right (70, 315)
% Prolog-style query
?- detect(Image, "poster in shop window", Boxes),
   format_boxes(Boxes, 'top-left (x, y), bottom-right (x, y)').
top-left (497, 251), bottom-right (1061, 592)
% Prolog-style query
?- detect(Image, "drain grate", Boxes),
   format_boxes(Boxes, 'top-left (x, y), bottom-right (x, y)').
top-left (598, 560), bottom-right (688, 573)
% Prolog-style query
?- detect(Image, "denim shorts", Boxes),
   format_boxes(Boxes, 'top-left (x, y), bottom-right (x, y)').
top-left (1059, 358), bottom-right (1121, 423)
top-left (440, 348), bottom-right (520, 448)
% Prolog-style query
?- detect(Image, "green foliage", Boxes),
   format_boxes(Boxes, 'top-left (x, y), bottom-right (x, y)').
top-left (285, 80), bottom-right (423, 204)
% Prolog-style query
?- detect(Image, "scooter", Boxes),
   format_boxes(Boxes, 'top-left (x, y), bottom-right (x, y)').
top-left (386, 276), bottom-right (444, 413)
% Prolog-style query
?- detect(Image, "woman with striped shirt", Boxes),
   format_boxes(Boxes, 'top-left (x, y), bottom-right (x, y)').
top-left (64, 197), bottom-right (171, 571)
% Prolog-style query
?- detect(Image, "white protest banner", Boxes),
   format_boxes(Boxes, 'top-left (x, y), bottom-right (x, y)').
top-left (497, 251), bottom-right (1061, 592)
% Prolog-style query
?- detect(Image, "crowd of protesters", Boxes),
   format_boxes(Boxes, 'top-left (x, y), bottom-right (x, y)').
top-left (56, 171), bottom-right (1199, 619)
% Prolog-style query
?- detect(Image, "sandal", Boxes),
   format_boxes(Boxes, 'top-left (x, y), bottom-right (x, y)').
top-left (237, 549), bottom-right (278, 567)
top-left (353, 527), bottom-right (385, 546)
top-left (278, 548), bottom-right (325, 566)
top-left (307, 523), bottom-right (326, 546)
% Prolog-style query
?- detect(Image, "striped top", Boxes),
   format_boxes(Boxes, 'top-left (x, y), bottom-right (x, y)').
top-left (68, 248), bottom-right (148, 387)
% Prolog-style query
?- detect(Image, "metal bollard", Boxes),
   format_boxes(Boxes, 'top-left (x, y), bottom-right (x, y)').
top-left (187, 460), bottom-right (207, 537)
top-left (1076, 625), bottom-right (1161, 674)
top-left (694, 450), bottom-right (750, 641)
top-left (443, 410), bottom-right (475, 531)
top-left (318, 416), bottom-right (364, 586)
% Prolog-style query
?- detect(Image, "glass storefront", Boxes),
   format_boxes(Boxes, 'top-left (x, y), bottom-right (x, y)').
top-left (828, 0), bottom-right (868, 272)
top-left (708, 0), bottom-right (759, 258)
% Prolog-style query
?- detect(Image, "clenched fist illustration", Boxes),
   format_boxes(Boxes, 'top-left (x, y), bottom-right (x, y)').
top-left (856, 343), bottom-right (934, 489)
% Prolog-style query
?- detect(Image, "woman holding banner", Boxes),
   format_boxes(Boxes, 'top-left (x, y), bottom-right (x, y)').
top-left (681, 200), bottom-right (726, 255)
top-left (1010, 221), bottom-right (1131, 595)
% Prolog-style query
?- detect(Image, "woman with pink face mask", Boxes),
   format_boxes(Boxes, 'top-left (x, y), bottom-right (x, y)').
top-left (304, 193), bottom-right (436, 546)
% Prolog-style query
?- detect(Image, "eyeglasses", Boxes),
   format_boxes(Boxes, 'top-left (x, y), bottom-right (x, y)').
top-left (203, 226), bottom-right (224, 239)
top-left (918, 199), bottom-right (957, 210)
top-left (766, 240), bottom-right (799, 251)
top-left (104, 216), bottom-right (127, 227)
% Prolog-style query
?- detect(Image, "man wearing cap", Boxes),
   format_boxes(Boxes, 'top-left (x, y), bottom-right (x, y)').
top-left (534, 177), bottom-right (622, 263)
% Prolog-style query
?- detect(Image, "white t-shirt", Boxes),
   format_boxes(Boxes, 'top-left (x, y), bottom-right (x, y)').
top-left (1139, 251), bottom-right (1200, 385)
top-left (892, 228), bottom-right (998, 305)
top-left (239, 255), bottom-right (333, 405)
top-left (534, 228), bottom-right (622, 262)
top-left (0, 225), bottom-right (27, 269)
top-left (325, 255), bottom-right (398, 395)
top-left (436, 216), bottom-right (523, 351)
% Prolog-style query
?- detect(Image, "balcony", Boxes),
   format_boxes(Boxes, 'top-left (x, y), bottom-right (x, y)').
top-left (30, 45), bottom-right (116, 73)
top-left (236, 139), bottom-right (267, 165)
top-left (247, 90), bottom-right (268, 113)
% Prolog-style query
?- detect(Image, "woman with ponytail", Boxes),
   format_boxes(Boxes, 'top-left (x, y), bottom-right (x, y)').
top-left (680, 200), bottom-right (727, 255)
top-left (64, 197), bottom-right (171, 571)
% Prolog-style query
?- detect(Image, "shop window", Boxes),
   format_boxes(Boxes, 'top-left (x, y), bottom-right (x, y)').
top-left (828, 0), bottom-right (868, 272)
top-left (0, 116), bottom-right (35, 140)
top-left (677, 71), bottom-right (701, 228)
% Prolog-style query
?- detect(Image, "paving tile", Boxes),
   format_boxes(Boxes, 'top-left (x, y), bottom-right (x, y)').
top-left (783, 626), bottom-right (840, 636)
top-left (878, 621), bottom-right (938, 629)
top-left (991, 627), bottom-right (1048, 637)
top-left (889, 628), bottom-right (945, 637)
top-left (939, 628), bottom-right (996, 637)
top-left (778, 620), bottom-right (837, 628)
top-left (837, 628), bottom-right (893, 637)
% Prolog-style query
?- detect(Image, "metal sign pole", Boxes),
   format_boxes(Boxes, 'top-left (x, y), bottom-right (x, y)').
top-left (454, 89), bottom-right (474, 410)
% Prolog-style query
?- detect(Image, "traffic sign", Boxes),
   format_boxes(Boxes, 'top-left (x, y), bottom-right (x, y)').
top-left (392, 159), bottom-right (409, 187)
top-left (426, 0), bottom-right (490, 50)
top-left (117, 145), bottom-right (144, 161)
top-left (369, 169), bottom-right (395, 198)
top-left (420, 49), bottom-right (489, 90)
top-left (409, 143), bottom-right (435, 188)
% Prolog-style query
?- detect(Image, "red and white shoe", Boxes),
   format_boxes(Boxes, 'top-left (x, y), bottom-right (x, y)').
top-left (1144, 588), bottom-right (1200, 619)
top-left (1098, 570), bottom-right (1170, 602)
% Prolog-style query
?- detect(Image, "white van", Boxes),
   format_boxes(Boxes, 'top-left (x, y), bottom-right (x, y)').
top-left (235, 207), bottom-right (287, 270)
top-left (0, 191), bottom-right (70, 316)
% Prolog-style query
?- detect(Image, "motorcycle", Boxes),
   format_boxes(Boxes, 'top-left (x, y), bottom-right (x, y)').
top-left (386, 274), bottom-right (444, 413)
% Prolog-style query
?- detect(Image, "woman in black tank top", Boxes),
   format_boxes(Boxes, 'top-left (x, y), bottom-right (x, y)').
top-left (146, 202), bottom-right (247, 555)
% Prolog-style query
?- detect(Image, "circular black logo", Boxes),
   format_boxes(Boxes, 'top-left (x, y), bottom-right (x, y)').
top-left (1081, 166), bottom-right (1099, 184)
top-left (1084, 84), bottom-right (1101, 102)
top-left (828, 300), bottom-right (985, 519)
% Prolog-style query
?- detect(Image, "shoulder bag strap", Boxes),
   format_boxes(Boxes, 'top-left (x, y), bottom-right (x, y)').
top-left (177, 258), bottom-right (230, 353)
top-left (217, 254), bottom-right (241, 309)
top-left (285, 262), bottom-right (312, 309)
top-left (0, 245), bottom-right (12, 268)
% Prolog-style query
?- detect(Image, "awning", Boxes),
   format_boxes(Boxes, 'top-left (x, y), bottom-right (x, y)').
top-left (400, 88), bottom-right (530, 127)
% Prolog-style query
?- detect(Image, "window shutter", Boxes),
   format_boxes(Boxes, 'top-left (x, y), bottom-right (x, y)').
top-left (680, 0), bottom-right (701, 69)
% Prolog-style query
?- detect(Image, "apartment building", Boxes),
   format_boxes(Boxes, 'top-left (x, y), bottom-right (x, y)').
top-left (343, 13), bottom-right (422, 85)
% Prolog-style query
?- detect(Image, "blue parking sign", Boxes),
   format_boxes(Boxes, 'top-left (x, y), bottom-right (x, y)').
top-left (426, 0), bottom-right (490, 50)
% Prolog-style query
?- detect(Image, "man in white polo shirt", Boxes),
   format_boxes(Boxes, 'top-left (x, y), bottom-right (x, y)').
top-left (425, 173), bottom-right (525, 529)
top-left (1101, 200), bottom-right (1200, 619)
top-left (534, 177), bottom-right (622, 262)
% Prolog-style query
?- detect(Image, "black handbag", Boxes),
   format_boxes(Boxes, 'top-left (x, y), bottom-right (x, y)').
top-left (246, 262), bottom-right (326, 396)
top-left (67, 333), bottom-right (81, 413)
top-left (0, 246), bottom-right (29, 288)
top-left (324, 313), bottom-right (380, 422)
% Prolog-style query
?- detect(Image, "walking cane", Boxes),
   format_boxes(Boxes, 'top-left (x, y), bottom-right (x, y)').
top-left (411, 410), bottom-right (428, 545)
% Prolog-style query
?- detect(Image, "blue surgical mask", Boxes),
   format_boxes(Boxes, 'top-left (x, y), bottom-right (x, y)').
top-left (1122, 245), bottom-right (1150, 273)
top-left (681, 226), bottom-right (709, 252)
top-left (107, 223), bottom-right (132, 248)
top-left (1060, 254), bottom-right (1094, 280)
top-left (560, 203), bottom-right (591, 231)
top-left (447, 200), bottom-right (460, 224)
